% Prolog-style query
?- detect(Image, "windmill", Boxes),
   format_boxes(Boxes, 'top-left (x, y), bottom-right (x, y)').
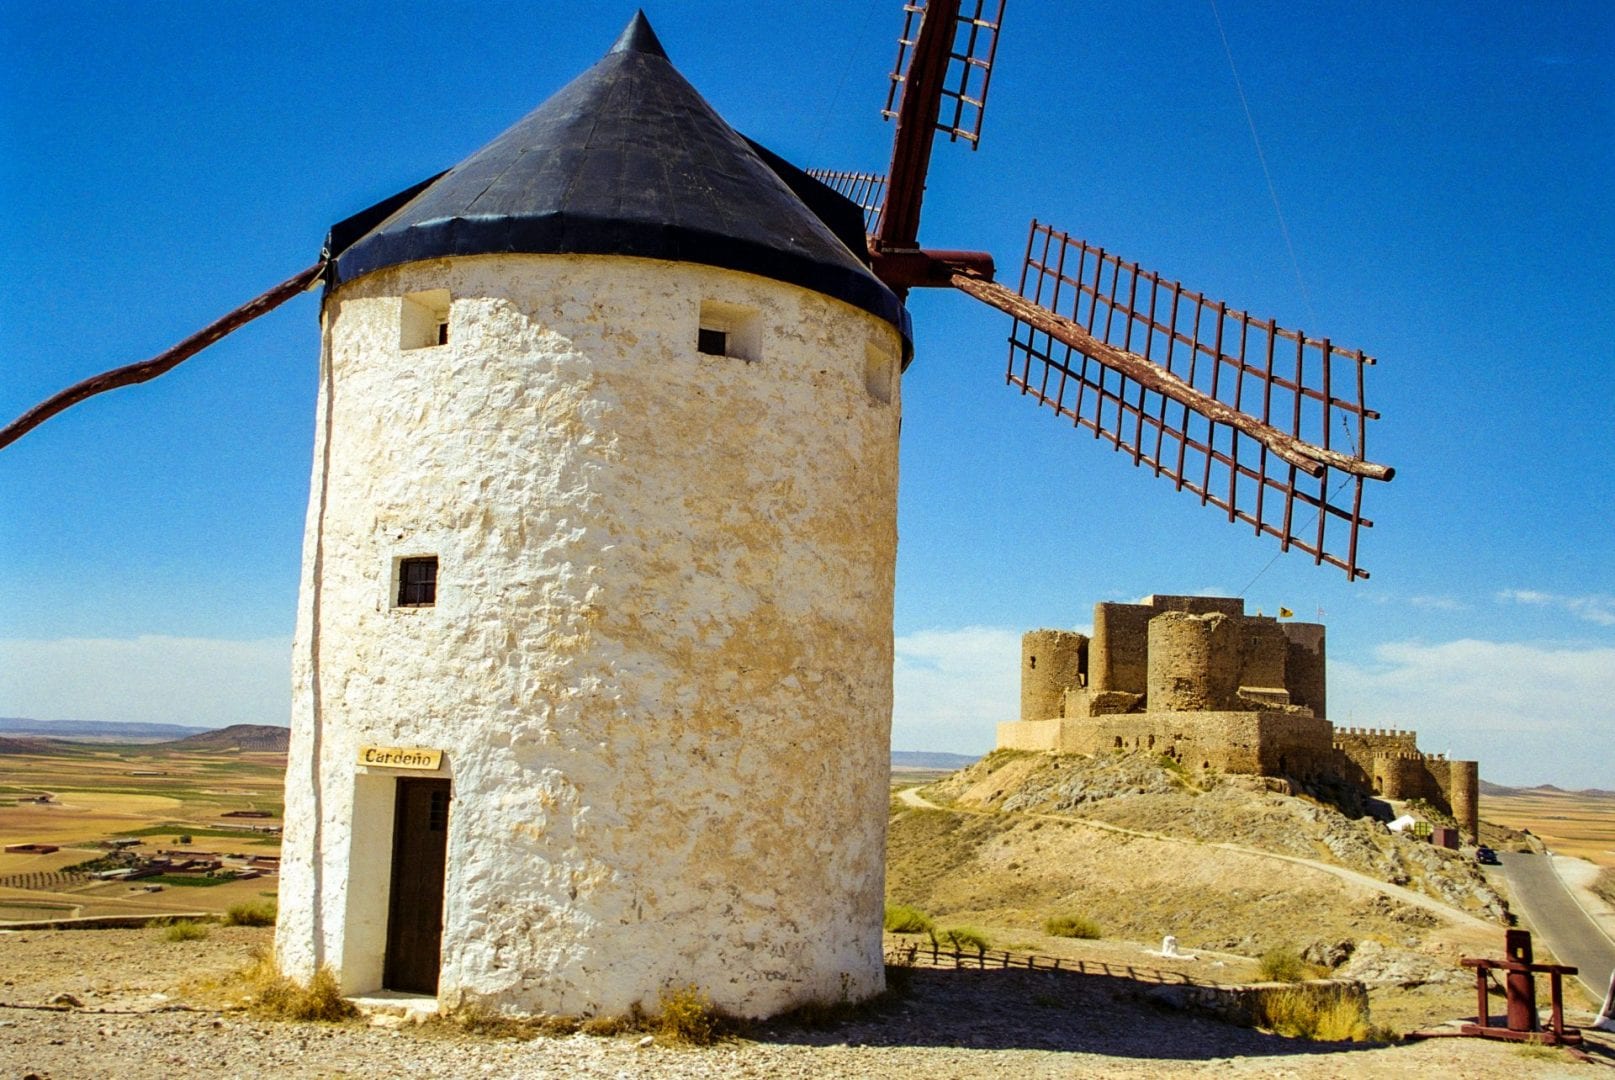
top-left (1, 6), bottom-right (1397, 1018)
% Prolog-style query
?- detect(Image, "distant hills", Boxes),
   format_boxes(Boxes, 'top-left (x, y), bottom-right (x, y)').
top-left (891, 750), bottom-right (981, 770)
top-left (163, 724), bottom-right (289, 752)
top-left (1480, 778), bottom-right (1615, 799)
top-left (0, 718), bottom-right (287, 752)
top-left (0, 717), bottom-right (207, 741)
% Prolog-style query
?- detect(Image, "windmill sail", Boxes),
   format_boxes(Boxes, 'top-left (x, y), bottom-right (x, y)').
top-left (806, 169), bottom-right (888, 237)
top-left (964, 220), bottom-right (1393, 581)
top-left (883, 0), bottom-right (1006, 147)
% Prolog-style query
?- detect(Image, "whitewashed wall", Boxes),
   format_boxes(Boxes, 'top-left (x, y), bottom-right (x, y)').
top-left (277, 253), bottom-right (902, 1018)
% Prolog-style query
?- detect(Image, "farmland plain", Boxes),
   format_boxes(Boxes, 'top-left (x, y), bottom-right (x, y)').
top-left (1480, 787), bottom-right (1615, 867)
top-left (0, 741), bottom-right (284, 921)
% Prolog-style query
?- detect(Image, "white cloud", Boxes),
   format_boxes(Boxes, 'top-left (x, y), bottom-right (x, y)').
top-left (0, 636), bottom-right (292, 729)
top-left (1498, 588), bottom-right (1615, 627)
top-left (892, 626), bottom-right (1021, 755)
top-left (1331, 638), bottom-right (1615, 789)
top-left (1408, 595), bottom-right (1467, 612)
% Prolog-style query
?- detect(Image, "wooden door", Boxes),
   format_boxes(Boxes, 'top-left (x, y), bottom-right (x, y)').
top-left (383, 778), bottom-right (450, 993)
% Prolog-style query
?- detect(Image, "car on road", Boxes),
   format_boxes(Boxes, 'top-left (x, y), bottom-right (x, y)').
top-left (1476, 845), bottom-right (1500, 865)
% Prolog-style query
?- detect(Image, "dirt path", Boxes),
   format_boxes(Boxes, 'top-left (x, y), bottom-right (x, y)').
top-left (895, 787), bottom-right (1496, 932)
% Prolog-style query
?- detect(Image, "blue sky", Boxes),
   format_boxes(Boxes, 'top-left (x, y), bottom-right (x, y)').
top-left (2, 2), bottom-right (1611, 788)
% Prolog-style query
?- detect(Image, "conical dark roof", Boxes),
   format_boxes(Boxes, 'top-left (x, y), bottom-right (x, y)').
top-left (329, 13), bottom-right (906, 339)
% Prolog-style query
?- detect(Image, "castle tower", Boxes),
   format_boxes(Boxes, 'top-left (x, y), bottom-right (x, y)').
top-left (1449, 759), bottom-right (1480, 841)
top-left (1020, 630), bottom-right (1086, 721)
top-left (1146, 611), bottom-right (1242, 711)
top-left (276, 16), bottom-right (909, 1019)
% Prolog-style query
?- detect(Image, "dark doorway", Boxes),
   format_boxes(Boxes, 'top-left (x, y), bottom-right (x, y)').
top-left (383, 778), bottom-right (450, 994)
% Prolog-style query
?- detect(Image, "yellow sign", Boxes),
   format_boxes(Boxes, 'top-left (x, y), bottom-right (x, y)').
top-left (357, 745), bottom-right (443, 770)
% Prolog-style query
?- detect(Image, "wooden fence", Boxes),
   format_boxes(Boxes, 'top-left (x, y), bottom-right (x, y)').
top-left (883, 940), bottom-right (1204, 987)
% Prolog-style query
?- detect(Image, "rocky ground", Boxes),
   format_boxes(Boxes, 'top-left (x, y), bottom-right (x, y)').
top-left (2, 926), bottom-right (1609, 1079)
top-left (929, 751), bottom-right (1509, 922)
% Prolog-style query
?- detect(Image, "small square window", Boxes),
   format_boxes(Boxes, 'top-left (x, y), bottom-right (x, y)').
top-left (697, 327), bottom-right (728, 356)
top-left (696, 300), bottom-right (759, 362)
top-left (401, 289), bottom-right (451, 350)
top-left (397, 556), bottom-right (438, 607)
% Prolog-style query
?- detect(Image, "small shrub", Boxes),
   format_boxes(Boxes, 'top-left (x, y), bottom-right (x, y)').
top-left (656, 984), bottom-right (721, 1045)
top-left (1259, 985), bottom-right (1372, 1041)
top-left (1593, 867), bottom-right (1615, 908)
top-left (1044, 913), bottom-right (1102, 939)
top-left (224, 900), bottom-right (277, 926)
top-left (1257, 945), bottom-right (1313, 983)
top-left (938, 926), bottom-right (991, 952)
top-left (164, 920), bottom-right (209, 942)
top-left (238, 949), bottom-right (357, 1022)
top-left (883, 904), bottom-right (935, 935)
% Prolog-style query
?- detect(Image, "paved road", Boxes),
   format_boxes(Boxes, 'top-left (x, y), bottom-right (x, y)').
top-left (1499, 851), bottom-right (1615, 1000)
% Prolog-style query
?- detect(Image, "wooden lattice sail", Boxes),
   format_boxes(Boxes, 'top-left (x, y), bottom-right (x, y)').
top-left (997, 222), bottom-right (1391, 580)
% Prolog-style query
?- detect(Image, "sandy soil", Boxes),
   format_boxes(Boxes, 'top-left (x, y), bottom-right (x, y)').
top-left (2, 926), bottom-right (1609, 1079)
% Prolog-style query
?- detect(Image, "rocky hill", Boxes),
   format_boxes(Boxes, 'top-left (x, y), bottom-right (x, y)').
top-left (0, 735), bottom-right (90, 756)
top-left (888, 749), bottom-right (1509, 1015)
top-left (161, 724), bottom-right (290, 752)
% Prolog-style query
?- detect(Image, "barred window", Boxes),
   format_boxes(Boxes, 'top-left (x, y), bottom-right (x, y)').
top-left (397, 557), bottom-right (438, 608)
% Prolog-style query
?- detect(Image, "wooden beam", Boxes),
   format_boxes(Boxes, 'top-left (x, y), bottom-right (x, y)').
top-left (878, 0), bottom-right (962, 252)
top-left (0, 260), bottom-right (326, 452)
top-left (950, 271), bottom-right (1395, 482)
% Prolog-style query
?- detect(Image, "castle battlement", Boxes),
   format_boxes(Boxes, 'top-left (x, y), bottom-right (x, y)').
top-left (998, 597), bottom-right (1480, 840)
top-left (1335, 726), bottom-right (1419, 739)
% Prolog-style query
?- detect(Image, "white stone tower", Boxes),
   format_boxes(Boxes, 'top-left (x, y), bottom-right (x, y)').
top-left (275, 14), bottom-right (910, 1018)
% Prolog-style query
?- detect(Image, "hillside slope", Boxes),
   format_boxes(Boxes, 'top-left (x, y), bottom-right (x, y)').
top-left (888, 750), bottom-right (1507, 973)
top-left (161, 725), bottom-right (290, 752)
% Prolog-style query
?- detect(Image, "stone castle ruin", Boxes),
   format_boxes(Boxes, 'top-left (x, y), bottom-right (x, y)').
top-left (997, 595), bottom-right (1479, 838)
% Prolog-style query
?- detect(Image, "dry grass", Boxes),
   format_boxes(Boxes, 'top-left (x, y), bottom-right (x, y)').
top-left (1256, 984), bottom-right (1377, 1042)
top-left (1044, 913), bottom-right (1102, 939)
top-left (229, 948), bottom-right (358, 1022)
top-left (1257, 945), bottom-right (1319, 983)
top-left (223, 900), bottom-right (277, 926)
top-left (883, 903), bottom-right (935, 935)
top-left (1593, 867), bottom-right (1615, 907)
top-left (163, 919), bottom-right (209, 942)
top-left (938, 926), bottom-right (992, 951)
top-left (427, 1002), bottom-right (541, 1040)
top-left (656, 984), bottom-right (724, 1045)
top-left (1512, 1036), bottom-right (1564, 1061)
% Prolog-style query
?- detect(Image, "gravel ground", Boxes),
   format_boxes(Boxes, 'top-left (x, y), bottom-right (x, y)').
top-left (2, 926), bottom-right (1608, 1079)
